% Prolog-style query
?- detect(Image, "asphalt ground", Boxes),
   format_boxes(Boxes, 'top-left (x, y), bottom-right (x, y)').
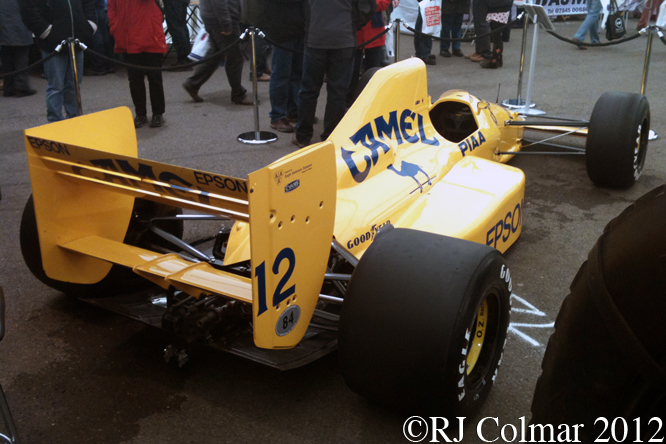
top-left (1, 18), bottom-right (665, 443)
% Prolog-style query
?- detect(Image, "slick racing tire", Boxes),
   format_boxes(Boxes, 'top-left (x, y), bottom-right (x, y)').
top-left (531, 185), bottom-right (666, 442)
top-left (338, 227), bottom-right (511, 416)
top-left (586, 92), bottom-right (649, 188)
top-left (20, 195), bottom-right (183, 298)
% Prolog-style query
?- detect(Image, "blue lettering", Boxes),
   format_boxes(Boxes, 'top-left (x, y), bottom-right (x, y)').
top-left (486, 202), bottom-right (523, 248)
top-left (478, 131), bottom-right (486, 144)
top-left (349, 123), bottom-right (390, 166)
top-left (459, 141), bottom-right (468, 156)
top-left (400, 110), bottom-right (419, 143)
top-left (374, 111), bottom-right (404, 145)
top-left (418, 114), bottom-right (439, 146)
top-left (471, 135), bottom-right (480, 150)
top-left (341, 147), bottom-right (372, 183)
top-left (503, 213), bottom-right (511, 242)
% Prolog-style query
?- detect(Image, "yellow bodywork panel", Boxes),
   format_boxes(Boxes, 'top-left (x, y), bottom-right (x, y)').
top-left (24, 107), bottom-right (249, 285)
top-left (248, 142), bottom-right (337, 349)
top-left (327, 59), bottom-right (524, 259)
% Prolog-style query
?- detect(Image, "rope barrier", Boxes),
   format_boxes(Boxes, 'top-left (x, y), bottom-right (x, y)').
top-left (84, 37), bottom-right (243, 71)
top-left (545, 29), bottom-right (643, 46)
top-left (0, 50), bottom-right (59, 79)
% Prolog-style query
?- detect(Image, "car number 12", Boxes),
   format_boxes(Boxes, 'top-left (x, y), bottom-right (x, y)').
top-left (255, 247), bottom-right (296, 316)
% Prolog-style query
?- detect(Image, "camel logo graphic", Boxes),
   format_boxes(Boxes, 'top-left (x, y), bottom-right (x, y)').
top-left (387, 161), bottom-right (432, 193)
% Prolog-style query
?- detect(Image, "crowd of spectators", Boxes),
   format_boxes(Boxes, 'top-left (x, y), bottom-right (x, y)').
top-left (0, 0), bottom-right (661, 138)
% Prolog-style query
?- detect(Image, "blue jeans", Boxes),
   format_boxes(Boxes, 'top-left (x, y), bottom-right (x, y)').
top-left (269, 37), bottom-right (303, 122)
top-left (42, 50), bottom-right (83, 122)
top-left (440, 14), bottom-right (463, 51)
top-left (414, 11), bottom-right (433, 58)
top-left (295, 46), bottom-right (355, 144)
top-left (574, 0), bottom-right (602, 43)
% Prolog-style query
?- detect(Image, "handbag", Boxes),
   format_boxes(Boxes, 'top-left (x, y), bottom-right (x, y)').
top-left (606, 0), bottom-right (627, 40)
top-left (188, 28), bottom-right (210, 61)
top-left (419, 0), bottom-right (443, 36)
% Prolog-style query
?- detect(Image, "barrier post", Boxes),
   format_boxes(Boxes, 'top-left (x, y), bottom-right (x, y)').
top-left (394, 19), bottom-right (401, 63)
top-left (502, 14), bottom-right (536, 109)
top-left (68, 38), bottom-right (83, 116)
top-left (238, 27), bottom-right (278, 145)
top-left (640, 26), bottom-right (659, 140)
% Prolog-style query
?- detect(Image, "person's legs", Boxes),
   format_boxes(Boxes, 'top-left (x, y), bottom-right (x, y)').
top-left (287, 39), bottom-right (303, 119)
top-left (184, 29), bottom-right (223, 93)
top-left (42, 51), bottom-right (68, 122)
top-left (1, 46), bottom-right (17, 96)
top-left (473, 0), bottom-right (492, 58)
top-left (451, 14), bottom-right (464, 51)
top-left (143, 53), bottom-right (165, 115)
top-left (165, 0), bottom-right (191, 61)
top-left (346, 48), bottom-right (364, 106)
top-left (574, 0), bottom-right (602, 42)
top-left (270, 43), bottom-right (295, 122)
top-left (222, 31), bottom-right (247, 102)
top-left (440, 15), bottom-right (453, 52)
top-left (295, 47), bottom-right (326, 145)
top-left (321, 47), bottom-right (355, 140)
top-left (363, 46), bottom-right (383, 70)
top-left (414, 12), bottom-right (433, 58)
top-left (87, 7), bottom-right (108, 73)
top-left (125, 53), bottom-right (148, 117)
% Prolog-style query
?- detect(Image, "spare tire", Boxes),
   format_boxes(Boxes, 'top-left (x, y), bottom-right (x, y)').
top-left (531, 185), bottom-right (666, 442)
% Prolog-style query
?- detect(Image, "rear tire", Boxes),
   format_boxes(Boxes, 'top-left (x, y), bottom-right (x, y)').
top-left (586, 92), bottom-right (649, 188)
top-left (531, 185), bottom-right (666, 441)
top-left (20, 195), bottom-right (183, 298)
top-left (338, 227), bottom-right (511, 415)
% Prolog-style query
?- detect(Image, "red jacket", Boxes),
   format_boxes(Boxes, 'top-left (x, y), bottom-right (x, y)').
top-left (356, 0), bottom-right (391, 49)
top-left (108, 0), bottom-right (167, 54)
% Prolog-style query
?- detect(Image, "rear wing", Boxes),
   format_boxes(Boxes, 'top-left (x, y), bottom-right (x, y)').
top-left (24, 107), bottom-right (336, 349)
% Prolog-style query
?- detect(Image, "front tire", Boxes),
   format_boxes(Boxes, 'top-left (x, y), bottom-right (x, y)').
top-left (338, 227), bottom-right (511, 415)
top-left (585, 92), bottom-right (650, 188)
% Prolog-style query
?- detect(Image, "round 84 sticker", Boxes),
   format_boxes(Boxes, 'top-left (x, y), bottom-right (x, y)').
top-left (276, 305), bottom-right (301, 336)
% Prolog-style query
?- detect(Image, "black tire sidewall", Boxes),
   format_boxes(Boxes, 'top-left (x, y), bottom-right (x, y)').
top-left (442, 252), bottom-right (511, 415)
top-left (586, 92), bottom-right (650, 188)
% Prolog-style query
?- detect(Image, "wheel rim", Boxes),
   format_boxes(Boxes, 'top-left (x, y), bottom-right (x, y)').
top-left (633, 118), bottom-right (649, 180)
top-left (466, 299), bottom-right (488, 375)
top-left (465, 291), bottom-right (501, 388)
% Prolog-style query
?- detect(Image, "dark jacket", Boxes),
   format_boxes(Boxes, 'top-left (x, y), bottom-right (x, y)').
top-left (199, 0), bottom-right (241, 34)
top-left (19, 0), bottom-right (95, 52)
top-left (0, 0), bottom-right (34, 46)
top-left (441, 0), bottom-right (470, 16)
top-left (258, 0), bottom-right (306, 43)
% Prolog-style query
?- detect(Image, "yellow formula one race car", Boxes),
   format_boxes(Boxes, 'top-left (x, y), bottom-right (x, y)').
top-left (19, 59), bottom-right (650, 416)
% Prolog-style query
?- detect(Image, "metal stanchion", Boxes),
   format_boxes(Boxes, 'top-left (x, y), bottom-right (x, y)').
top-left (640, 26), bottom-right (658, 140)
top-left (68, 38), bottom-right (83, 116)
top-left (518, 5), bottom-right (548, 115)
top-left (238, 27), bottom-right (277, 145)
top-left (502, 14), bottom-right (536, 109)
top-left (394, 19), bottom-right (401, 63)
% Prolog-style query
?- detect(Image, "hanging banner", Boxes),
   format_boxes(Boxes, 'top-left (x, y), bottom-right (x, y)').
top-left (516, 0), bottom-right (588, 15)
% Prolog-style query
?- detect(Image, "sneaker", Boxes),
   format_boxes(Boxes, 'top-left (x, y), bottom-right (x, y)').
top-left (270, 118), bottom-right (295, 133)
top-left (232, 94), bottom-right (255, 105)
top-left (464, 52), bottom-right (479, 59)
top-left (291, 134), bottom-right (308, 148)
top-left (150, 114), bottom-right (165, 128)
top-left (479, 59), bottom-right (499, 69)
top-left (183, 82), bottom-right (203, 102)
top-left (134, 115), bottom-right (148, 128)
top-left (439, 49), bottom-right (451, 57)
top-left (469, 53), bottom-right (485, 62)
top-left (452, 49), bottom-right (464, 57)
